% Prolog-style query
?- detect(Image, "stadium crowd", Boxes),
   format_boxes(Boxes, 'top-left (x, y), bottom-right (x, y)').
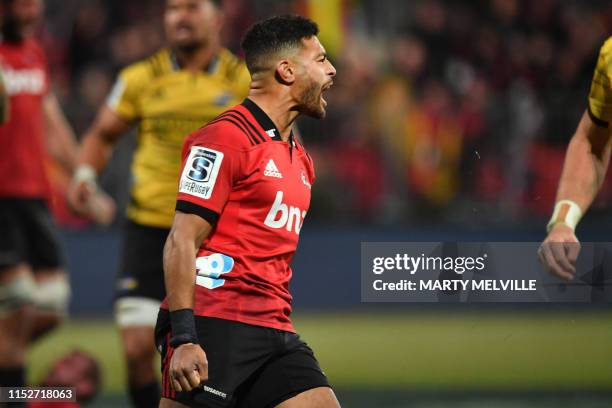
top-left (40, 0), bottom-right (612, 226)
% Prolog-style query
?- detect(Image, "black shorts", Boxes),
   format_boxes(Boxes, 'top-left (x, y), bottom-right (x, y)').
top-left (0, 198), bottom-right (64, 271)
top-left (155, 310), bottom-right (331, 408)
top-left (115, 220), bottom-right (168, 301)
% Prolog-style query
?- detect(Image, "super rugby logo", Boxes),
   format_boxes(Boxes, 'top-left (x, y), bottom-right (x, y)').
top-left (187, 150), bottom-right (216, 182)
top-left (179, 146), bottom-right (224, 199)
top-left (264, 191), bottom-right (306, 235)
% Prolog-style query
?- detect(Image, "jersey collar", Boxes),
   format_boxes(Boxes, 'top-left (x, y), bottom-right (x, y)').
top-left (169, 50), bottom-right (220, 75)
top-left (241, 98), bottom-right (295, 145)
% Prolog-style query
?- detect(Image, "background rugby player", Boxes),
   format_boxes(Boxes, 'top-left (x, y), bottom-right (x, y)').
top-left (539, 37), bottom-right (612, 279)
top-left (67, 0), bottom-right (249, 406)
top-left (157, 14), bottom-right (339, 408)
top-left (0, 0), bottom-right (79, 394)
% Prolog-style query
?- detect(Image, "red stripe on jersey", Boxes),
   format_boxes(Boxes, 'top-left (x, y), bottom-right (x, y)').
top-left (208, 110), bottom-right (266, 143)
top-left (227, 110), bottom-right (267, 143)
top-left (162, 333), bottom-right (174, 398)
top-left (211, 116), bottom-right (257, 145)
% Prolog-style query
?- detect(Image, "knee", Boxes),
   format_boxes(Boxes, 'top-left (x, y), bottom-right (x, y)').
top-left (115, 297), bottom-right (160, 365)
top-left (30, 311), bottom-right (63, 341)
top-left (33, 273), bottom-right (71, 317)
top-left (115, 297), bottom-right (161, 328)
top-left (0, 306), bottom-right (33, 364)
top-left (0, 272), bottom-right (36, 354)
top-left (0, 272), bottom-right (37, 315)
top-left (122, 328), bottom-right (156, 364)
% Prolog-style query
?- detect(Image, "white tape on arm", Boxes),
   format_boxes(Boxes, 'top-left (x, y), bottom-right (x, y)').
top-left (73, 164), bottom-right (97, 185)
top-left (546, 200), bottom-right (583, 232)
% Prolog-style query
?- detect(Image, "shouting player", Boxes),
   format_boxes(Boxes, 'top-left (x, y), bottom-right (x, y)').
top-left (156, 14), bottom-right (339, 407)
top-left (539, 38), bottom-right (612, 279)
top-left (0, 0), bottom-right (78, 392)
top-left (67, 0), bottom-right (249, 406)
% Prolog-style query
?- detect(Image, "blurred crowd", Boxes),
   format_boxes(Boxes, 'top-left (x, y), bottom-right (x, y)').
top-left (40, 0), bottom-right (612, 227)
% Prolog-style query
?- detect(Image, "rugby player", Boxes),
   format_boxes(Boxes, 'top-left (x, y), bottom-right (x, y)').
top-left (0, 0), bottom-right (78, 392)
top-left (539, 37), bottom-right (612, 280)
top-left (67, 0), bottom-right (249, 406)
top-left (156, 14), bottom-right (339, 408)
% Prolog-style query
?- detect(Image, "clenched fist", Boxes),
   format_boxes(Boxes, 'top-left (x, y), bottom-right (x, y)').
top-left (169, 343), bottom-right (208, 393)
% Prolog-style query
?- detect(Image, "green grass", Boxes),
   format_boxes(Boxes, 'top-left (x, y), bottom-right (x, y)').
top-left (297, 311), bottom-right (612, 390)
top-left (27, 311), bottom-right (612, 395)
top-left (28, 318), bottom-right (127, 391)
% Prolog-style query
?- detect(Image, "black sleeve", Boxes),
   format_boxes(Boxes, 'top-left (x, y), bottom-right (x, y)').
top-left (176, 200), bottom-right (220, 225)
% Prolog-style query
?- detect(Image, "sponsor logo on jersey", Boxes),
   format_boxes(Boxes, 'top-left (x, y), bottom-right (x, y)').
top-left (195, 253), bottom-right (234, 289)
top-left (264, 159), bottom-right (283, 178)
top-left (264, 191), bottom-right (306, 234)
top-left (179, 146), bottom-right (224, 199)
top-left (3, 67), bottom-right (45, 95)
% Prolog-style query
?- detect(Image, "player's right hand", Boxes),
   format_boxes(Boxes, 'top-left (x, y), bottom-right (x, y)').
top-left (538, 223), bottom-right (581, 281)
top-left (67, 179), bottom-right (116, 226)
top-left (169, 343), bottom-right (208, 393)
top-left (67, 178), bottom-right (96, 215)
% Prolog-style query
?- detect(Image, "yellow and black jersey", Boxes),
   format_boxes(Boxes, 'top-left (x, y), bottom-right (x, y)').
top-left (106, 48), bottom-right (250, 228)
top-left (588, 37), bottom-right (612, 127)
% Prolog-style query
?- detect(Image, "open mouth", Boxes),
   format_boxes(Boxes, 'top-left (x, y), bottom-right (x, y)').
top-left (175, 24), bottom-right (194, 36)
top-left (320, 81), bottom-right (334, 106)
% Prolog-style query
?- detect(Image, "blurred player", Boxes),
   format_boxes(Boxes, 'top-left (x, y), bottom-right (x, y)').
top-left (29, 348), bottom-right (101, 407)
top-left (66, 0), bottom-right (249, 406)
top-left (0, 0), bottom-right (79, 393)
top-left (539, 38), bottom-right (612, 280)
top-left (156, 14), bottom-right (339, 407)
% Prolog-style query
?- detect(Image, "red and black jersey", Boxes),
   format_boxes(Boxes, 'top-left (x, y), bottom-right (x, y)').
top-left (161, 99), bottom-right (315, 332)
top-left (0, 39), bottom-right (50, 199)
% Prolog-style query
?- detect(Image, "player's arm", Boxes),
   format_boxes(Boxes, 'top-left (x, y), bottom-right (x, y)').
top-left (77, 106), bottom-right (131, 175)
top-left (164, 211), bottom-right (211, 315)
top-left (539, 111), bottom-right (612, 279)
top-left (67, 64), bottom-right (141, 219)
top-left (164, 126), bottom-right (239, 393)
top-left (552, 111), bottom-right (612, 220)
top-left (540, 39), bottom-right (612, 280)
top-left (43, 92), bottom-right (79, 173)
top-left (65, 105), bottom-right (129, 223)
top-left (163, 212), bottom-right (211, 392)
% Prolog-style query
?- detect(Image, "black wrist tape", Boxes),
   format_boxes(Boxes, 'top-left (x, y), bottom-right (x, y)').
top-left (169, 309), bottom-right (198, 348)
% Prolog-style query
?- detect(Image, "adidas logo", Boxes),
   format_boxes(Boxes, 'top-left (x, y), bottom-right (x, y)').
top-left (264, 159), bottom-right (283, 178)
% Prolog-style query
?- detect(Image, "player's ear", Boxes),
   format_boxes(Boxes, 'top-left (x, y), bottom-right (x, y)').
top-left (212, 8), bottom-right (224, 31)
top-left (274, 59), bottom-right (295, 85)
top-left (207, 0), bottom-right (224, 31)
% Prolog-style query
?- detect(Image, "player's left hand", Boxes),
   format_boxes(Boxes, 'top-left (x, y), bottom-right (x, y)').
top-left (538, 223), bottom-right (581, 281)
top-left (169, 343), bottom-right (208, 392)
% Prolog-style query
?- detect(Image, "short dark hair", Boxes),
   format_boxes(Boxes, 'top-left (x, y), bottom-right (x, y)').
top-left (241, 14), bottom-right (319, 74)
